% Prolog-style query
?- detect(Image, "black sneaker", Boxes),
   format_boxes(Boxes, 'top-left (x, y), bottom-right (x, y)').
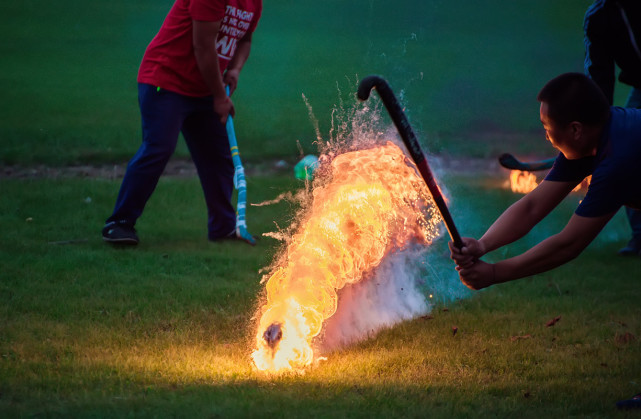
top-left (618, 238), bottom-right (641, 256)
top-left (102, 222), bottom-right (139, 245)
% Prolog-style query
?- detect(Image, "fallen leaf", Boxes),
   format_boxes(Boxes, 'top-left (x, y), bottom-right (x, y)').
top-left (510, 334), bottom-right (532, 342)
top-left (545, 315), bottom-right (562, 327)
top-left (615, 332), bottom-right (636, 345)
top-left (452, 326), bottom-right (458, 336)
top-left (421, 315), bottom-right (434, 320)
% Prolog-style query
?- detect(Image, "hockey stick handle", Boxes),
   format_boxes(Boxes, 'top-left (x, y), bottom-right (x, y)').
top-left (357, 75), bottom-right (464, 248)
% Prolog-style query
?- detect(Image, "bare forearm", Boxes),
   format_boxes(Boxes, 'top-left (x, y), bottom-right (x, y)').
top-left (493, 211), bottom-right (612, 283)
top-left (480, 201), bottom-right (539, 253)
top-left (227, 39), bottom-right (252, 72)
top-left (192, 20), bottom-right (225, 98)
top-left (479, 181), bottom-right (574, 255)
top-left (194, 46), bottom-right (226, 97)
top-left (494, 234), bottom-right (582, 283)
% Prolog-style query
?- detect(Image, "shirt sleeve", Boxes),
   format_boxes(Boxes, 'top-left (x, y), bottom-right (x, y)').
top-left (247, 1), bottom-right (263, 33)
top-left (575, 168), bottom-right (625, 217)
top-left (190, 0), bottom-right (226, 22)
top-left (544, 153), bottom-right (595, 183)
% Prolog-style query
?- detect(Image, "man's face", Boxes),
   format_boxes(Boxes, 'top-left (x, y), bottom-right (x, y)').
top-left (539, 102), bottom-right (583, 160)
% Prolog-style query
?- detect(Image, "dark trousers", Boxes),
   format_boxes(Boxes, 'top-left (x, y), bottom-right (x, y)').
top-left (106, 83), bottom-right (235, 239)
top-left (625, 88), bottom-right (641, 241)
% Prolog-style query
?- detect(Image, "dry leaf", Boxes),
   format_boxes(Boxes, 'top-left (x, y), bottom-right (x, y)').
top-left (615, 332), bottom-right (636, 345)
top-left (545, 315), bottom-right (562, 327)
top-left (421, 315), bottom-right (434, 320)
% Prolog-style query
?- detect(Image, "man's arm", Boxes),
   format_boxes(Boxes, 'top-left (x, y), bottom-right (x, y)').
top-left (451, 180), bottom-right (577, 267)
top-left (192, 19), bottom-right (233, 123)
top-left (481, 180), bottom-right (575, 252)
top-left (224, 32), bottom-right (253, 96)
top-left (457, 210), bottom-right (614, 290)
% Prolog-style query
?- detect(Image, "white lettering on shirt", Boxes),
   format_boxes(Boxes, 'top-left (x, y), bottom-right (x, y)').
top-left (217, 5), bottom-right (255, 61)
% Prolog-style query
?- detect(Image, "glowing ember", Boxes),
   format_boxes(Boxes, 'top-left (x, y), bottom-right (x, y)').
top-left (508, 170), bottom-right (591, 194)
top-left (251, 141), bottom-right (442, 372)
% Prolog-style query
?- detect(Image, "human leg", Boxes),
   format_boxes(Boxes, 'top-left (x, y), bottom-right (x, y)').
top-left (180, 98), bottom-right (236, 240)
top-left (618, 207), bottom-right (641, 255)
top-left (618, 88), bottom-right (641, 255)
top-left (104, 84), bottom-right (185, 240)
top-left (625, 87), bottom-right (641, 109)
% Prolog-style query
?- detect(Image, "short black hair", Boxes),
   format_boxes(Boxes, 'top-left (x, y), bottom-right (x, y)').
top-left (537, 72), bottom-right (610, 126)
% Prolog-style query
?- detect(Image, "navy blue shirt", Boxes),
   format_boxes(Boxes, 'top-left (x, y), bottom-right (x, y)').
top-left (545, 106), bottom-right (641, 216)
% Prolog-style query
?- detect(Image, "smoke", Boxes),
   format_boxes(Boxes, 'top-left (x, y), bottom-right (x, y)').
top-left (318, 245), bottom-right (430, 351)
top-left (318, 241), bottom-right (469, 353)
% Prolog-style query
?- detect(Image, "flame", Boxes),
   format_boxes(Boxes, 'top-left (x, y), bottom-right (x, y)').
top-left (508, 170), bottom-right (591, 194)
top-left (509, 170), bottom-right (539, 194)
top-left (252, 141), bottom-right (442, 372)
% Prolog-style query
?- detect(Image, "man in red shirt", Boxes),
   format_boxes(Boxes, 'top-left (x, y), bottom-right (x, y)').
top-left (103, 0), bottom-right (262, 245)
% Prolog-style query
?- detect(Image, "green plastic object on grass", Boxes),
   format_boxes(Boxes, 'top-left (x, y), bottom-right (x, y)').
top-left (294, 155), bottom-right (319, 180)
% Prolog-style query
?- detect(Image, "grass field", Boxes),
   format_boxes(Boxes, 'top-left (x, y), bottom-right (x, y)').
top-left (2, 0), bottom-right (641, 417)
top-left (1, 173), bottom-right (640, 417)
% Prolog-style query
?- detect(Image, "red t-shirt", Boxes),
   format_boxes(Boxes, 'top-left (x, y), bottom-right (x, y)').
top-left (138, 0), bottom-right (262, 97)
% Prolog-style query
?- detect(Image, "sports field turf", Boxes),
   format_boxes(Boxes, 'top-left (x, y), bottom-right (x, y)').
top-left (2, 0), bottom-right (640, 417)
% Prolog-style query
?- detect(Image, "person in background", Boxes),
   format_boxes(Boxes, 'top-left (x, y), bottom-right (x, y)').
top-left (584, 0), bottom-right (641, 256)
top-left (102, 0), bottom-right (262, 245)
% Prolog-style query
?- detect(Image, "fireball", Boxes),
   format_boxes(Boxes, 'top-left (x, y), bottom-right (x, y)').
top-left (252, 142), bottom-right (442, 372)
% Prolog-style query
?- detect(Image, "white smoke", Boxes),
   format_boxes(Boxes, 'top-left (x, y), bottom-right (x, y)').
top-left (318, 245), bottom-right (431, 351)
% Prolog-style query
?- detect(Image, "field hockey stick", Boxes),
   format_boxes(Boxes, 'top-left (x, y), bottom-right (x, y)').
top-left (498, 153), bottom-right (555, 171)
top-left (225, 86), bottom-right (256, 245)
top-left (357, 75), bottom-right (464, 249)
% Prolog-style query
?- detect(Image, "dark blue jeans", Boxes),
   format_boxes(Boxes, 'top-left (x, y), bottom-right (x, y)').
top-left (625, 88), bottom-right (641, 241)
top-left (106, 83), bottom-right (235, 239)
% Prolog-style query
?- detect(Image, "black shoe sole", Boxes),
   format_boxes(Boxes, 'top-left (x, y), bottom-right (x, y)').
top-left (102, 237), bottom-right (139, 245)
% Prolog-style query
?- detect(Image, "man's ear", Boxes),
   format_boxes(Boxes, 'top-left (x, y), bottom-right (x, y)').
top-left (570, 121), bottom-right (583, 140)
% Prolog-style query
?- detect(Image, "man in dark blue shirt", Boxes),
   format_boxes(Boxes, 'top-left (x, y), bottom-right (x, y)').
top-left (545, 106), bottom-right (641, 217)
top-left (451, 73), bottom-right (641, 410)
top-left (450, 73), bottom-right (641, 290)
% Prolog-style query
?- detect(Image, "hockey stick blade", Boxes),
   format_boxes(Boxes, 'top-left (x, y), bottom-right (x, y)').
top-left (498, 153), bottom-right (555, 172)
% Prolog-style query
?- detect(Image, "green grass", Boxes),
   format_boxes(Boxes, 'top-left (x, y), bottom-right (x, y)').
top-left (2, 0), bottom-right (641, 416)
top-left (1, 0), bottom-right (621, 166)
top-left (1, 173), bottom-right (640, 417)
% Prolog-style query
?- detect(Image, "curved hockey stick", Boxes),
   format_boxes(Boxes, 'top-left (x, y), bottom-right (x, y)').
top-left (498, 153), bottom-right (555, 171)
top-left (357, 75), bottom-right (464, 249)
top-left (225, 86), bottom-right (256, 245)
